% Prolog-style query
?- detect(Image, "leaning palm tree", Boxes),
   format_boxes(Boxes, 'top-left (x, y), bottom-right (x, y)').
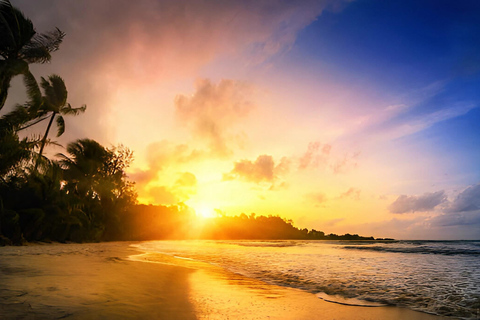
top-left (0, 0), bottom-right (64, 109)
top-left (34, 74), bottom-right (86, 169)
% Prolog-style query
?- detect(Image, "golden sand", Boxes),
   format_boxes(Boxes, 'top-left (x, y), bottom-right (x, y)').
top-left (0, 242), bottom-right (444, 319)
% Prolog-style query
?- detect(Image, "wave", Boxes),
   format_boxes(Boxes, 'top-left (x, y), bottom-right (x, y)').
top-left (223, 240), bottom-right (301, 248)
top-left (342, 243), bottom-right (480, 256)
top-left (316, 292), bottom-right (387, 307)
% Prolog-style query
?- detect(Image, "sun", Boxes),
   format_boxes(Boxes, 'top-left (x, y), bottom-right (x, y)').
top-left (195, 205), bottom-right (217, 219)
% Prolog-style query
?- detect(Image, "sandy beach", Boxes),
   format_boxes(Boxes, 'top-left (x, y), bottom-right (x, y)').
top-left (0, 242), bottom-right (445, 319)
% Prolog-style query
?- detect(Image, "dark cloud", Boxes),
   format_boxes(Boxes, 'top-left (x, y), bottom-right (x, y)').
top-left (388, 191), bottom-right (446, 214)
top-left (175, 79), bottom-right (255, 156)
top-left (223, 155), bottom-right (290, 184)
top-left (431, 211), bottom-right (480, 227)
top-left (444, 184), bottom-right (480, 213)
top-left (428, 183), bottom-right (480, 228)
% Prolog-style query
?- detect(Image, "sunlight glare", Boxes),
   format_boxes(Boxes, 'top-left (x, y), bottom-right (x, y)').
top-left (195, 205), bottom-right (217, 219)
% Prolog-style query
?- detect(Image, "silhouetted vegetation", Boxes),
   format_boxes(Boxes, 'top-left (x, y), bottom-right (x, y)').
top-left (0, 0), bottom-right (64, 109)
top-left (94, 205), bottom-right (378, 241)
top-left (0, 0), bottom-right (389, 245)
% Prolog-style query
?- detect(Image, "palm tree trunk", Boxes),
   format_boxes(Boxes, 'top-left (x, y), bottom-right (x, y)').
top-left (35, 112), bottom-right (56, 170)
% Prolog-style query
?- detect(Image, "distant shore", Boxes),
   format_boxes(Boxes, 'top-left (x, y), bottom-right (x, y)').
top-left (0, 241), bottom-right (445, 319)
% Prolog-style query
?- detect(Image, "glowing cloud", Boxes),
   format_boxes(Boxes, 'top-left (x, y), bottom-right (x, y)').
top-left (175, 79), bottom-right (255, 156)
top-left (223, 155), bottom-right (290, 184)
top-left (298, 141), bottom-right (331, 170)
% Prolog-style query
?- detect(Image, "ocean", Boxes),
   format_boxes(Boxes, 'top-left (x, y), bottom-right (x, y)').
top-left (132, 240), bottom-right (480, 319)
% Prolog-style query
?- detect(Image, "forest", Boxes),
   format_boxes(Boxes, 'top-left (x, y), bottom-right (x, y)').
top-left (0, 1), bottom-right (389, 245)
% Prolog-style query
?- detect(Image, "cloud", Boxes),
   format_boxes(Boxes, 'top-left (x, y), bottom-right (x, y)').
top-left (16, 0), bottom-right (345, 148)
top-left (175, 172), bottom-right (197, 188)
top-left (444, 183), bottom-right (480, 213)
top-left (339, 187), bottom-right (361, 200)
top-left (129, 140), bottom-right (203, 186)
top-left (223, 155), bottom-right (290, 184)
top-left (142, 172), bottom-right (198, 206)
top-left (298, 141), bottom-right (331, 170)
top-left (428, 183), bottom-right (480, 228)
top-left (388, 191), bottom-right (446, 214)
top-left (297, 141), bottom-right (360, 174)
top-left (431, 211), bottom-right (480, 227)
top-left (175, 79), bottom-right (256, 156)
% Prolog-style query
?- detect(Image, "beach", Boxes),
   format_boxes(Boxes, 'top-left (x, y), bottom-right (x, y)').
top-left (0, 242), bottom-right (445, 319)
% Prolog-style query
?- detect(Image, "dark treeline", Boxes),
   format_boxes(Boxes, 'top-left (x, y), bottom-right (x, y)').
top-left (95, 204), bottom-right (385, 242)
top-left (0, 1), bottom-right (391, 245)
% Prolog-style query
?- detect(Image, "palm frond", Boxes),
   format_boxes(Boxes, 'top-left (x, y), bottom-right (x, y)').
top-left (19, 46), bottom-right (50, 63)
top-left (0, 4), bottom-right (35, 58)
top-left (56, 114), bottom-right (65, 137)
top-left (0, 103), bottom-right (29, 129)
top-left (55, 152), bottom-right (74, 169)
top-left (21, 133), bottom-right (44, 149)
top-left (40, 76), bottom-right (56, 107)
top-left (22, 70), bottom-right (41, 107)
top-left (49, 74), bottom-right (67, 106)
top-left (61, 103), bottom-right (87, 115)
top-left (0, 0), bottom-right (12, 9)
top-left (0, 2), bottom-right (14, 58)
top-left (44, 138), bottom-right (62, 148)
top-left (21, 28), bottom-right (65, 63)
top-left (41, 74), bottom-right (67, 108)
top-left (37, 27), bottom-right (64, 53)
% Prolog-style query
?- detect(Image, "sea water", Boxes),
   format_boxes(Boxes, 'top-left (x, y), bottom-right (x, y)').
top-left (133, 240), bottom-right (480, 319)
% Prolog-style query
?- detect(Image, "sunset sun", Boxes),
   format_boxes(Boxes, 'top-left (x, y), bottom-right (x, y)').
top-left (194, 205), bottom-right (217, 219)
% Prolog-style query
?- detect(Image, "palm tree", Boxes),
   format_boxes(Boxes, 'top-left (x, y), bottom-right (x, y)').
top-left (57, 139), bottom-right (110, 199)
top-left (35, 75), bottom-right (86, 169)
top-left (57, 139), bottom-right (136, 240)
top-left (0, 0), bottom-right (64, 110)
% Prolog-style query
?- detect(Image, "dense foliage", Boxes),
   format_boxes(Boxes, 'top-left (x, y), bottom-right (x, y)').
top-left (107, 205), bottom-right (381, 241)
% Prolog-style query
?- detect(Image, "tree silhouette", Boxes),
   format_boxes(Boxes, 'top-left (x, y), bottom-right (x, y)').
top-left (58, 139), bottom-right (136, 240)
top-left (0, 0), bottom-right (64, 109)
top-left (34, 75), bottom-right (86, 169)
top-left (58, 139), bottom-right (110, 199)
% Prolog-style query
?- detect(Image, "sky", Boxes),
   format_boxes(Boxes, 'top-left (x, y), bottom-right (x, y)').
top-left (5, 0), bottom-right (480, 239)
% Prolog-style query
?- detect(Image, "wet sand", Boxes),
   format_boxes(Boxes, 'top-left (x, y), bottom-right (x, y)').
top-left (0, 242), bottom-right (445, 319)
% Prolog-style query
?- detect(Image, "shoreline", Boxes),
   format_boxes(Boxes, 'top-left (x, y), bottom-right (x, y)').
top-left (0, 241), bottom-right (446, 319)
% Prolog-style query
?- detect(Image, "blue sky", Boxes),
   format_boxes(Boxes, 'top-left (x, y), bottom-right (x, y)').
top-left (290, 0), bottom-right (480, 180)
